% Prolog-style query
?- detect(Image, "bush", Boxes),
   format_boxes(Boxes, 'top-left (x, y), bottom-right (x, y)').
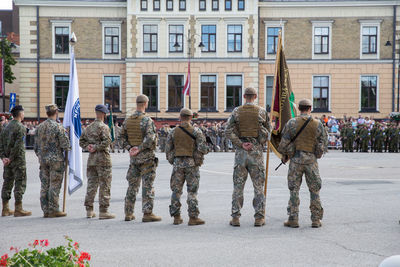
top-left (1, 236), bottom-right (91, 267)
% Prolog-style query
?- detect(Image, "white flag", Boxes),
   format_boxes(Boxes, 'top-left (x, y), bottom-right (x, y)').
top-left (63, 52), bottom-right (83, 194)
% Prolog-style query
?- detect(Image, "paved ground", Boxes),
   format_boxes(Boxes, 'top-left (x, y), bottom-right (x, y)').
top-left (0, 150), bottom-right (399, 267)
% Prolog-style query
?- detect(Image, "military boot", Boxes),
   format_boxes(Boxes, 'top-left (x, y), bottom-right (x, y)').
top-left (2, 200), bottom-right (14, 216)
top-left (125, 214), bottom-right (135, 221)
top-left (14, 201), bottom-right (32, 217)
top-left (229, 217), bottom-right (240, 227)
top-left (99, 208), bottom-right (115, 220)
top-left (188, 217), bottom-right (205, 226)
top-left (142, 213), bottom-right (162, 222)
top-left (312, 219), bottom-right (322, 228)
top-left (173, 215), bottom-right (183, 225)
top-left (48, 211), bottom-right (67, 218)
top-left (254, 218), bottom-right (266, 227)
top-left (284, 217), bottom-right (299, 228)
top-left (86, 207), bottom-right (96, 218)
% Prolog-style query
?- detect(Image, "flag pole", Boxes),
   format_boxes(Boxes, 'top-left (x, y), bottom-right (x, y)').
top-left (62, 149), bottom-right (69, 212)
top-left (264, 141), bottom-right (271, 196)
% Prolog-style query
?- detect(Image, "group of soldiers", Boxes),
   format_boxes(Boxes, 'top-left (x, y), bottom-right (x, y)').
top-left (1, 89), bottom-right (328, 228)
top-left (340, 122), bottom-right (399, 153)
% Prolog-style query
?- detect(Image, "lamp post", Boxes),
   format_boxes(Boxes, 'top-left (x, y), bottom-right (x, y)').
top-left (385, 39), bottom-right (400, 112)
top-left (173, 29), bottom-right (204, 110)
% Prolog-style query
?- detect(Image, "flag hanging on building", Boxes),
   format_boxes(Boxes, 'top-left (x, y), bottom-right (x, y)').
top-left (63, 51), bottom-right (83, 195)
top-left (0, 59), bottom-right (4, 96)
top-left (183, 61), bottom-right (191, 96)
top-left (270, 33), bottom-right (297, 158)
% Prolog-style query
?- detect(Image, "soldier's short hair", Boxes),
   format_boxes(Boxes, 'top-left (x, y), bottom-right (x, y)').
top-left (11, 105), bottom-right (24, 118)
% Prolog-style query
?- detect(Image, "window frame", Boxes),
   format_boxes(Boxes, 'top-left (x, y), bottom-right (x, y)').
top-left (199, 74), bottom-right (218, 112)
top-left (359, 20), bottom-right (381, 60)
top-left (141, 74), bottom-right (160, 112)
top-left (167, 74), bottom-right (186, 112)
top-left (265, 75), bottom-right (274, 113)
top-left (312, 75), bottom-right (331, 113)
top-left (225, 0), bottom-right (232, 11)
top-left (179, 0), bottom-right (186, 11)
top-left (227, 24), bottom-right (242, 53)
top-left (225, 74), bottom-right (243, 111)
top-left (266, 27), bottom-right (281, 55)
top-left (53, 74), bottom-right (70, 112)
top-left (360, 75), bottom-right (379, 112)
top-left (199, 0), bottom-right (206, 11)
top-left (264, 21), bottom-right (286, 60)
top-left (311, 21), bottom-right (332, 60)
top-left (238, 0), bottom-right (245, 11)
top-left (166, 0), bottom-right (173, 11)
top-left (101, 21), bottom-right (122, 59)
top-left (143, 24), bottom-right (158, 53)
top-left (212, 0), bottom-right (219, 11)
top-left (103, 75), bottom-right (122, 113)
top-left (201, 25), bottom-right (217, 53)
top-left (153, 0), bottom-right (160, 11)
top-left (141, 0), bottom-right (148, 11)
top-left (51, 20), bottom-right (71, 59)
top-left (169, 24), bottom-right (184, 53)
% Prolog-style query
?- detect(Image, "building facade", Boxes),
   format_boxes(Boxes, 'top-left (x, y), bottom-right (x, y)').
top-left (14, 0), bottom-right (400, 120)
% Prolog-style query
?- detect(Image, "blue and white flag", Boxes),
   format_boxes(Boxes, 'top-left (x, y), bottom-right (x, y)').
top-left (63, 51), bottom-right (83, 194)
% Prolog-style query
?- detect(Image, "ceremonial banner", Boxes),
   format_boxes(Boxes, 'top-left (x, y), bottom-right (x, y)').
top-left (63, 51), bottom-right (83, 194)
top-left (270, 34), bottom-right (296, 158)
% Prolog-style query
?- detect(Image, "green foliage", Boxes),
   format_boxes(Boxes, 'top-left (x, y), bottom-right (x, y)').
top-left (1, 237), bottom-right (91, 267)
top-left (389, 112), bottom-right (400, 122)
top-left (0, 39), bottom-right (17, 84)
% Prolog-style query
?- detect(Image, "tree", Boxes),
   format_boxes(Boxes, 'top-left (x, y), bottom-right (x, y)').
top-left (0, 38), bottom-right (17, 84)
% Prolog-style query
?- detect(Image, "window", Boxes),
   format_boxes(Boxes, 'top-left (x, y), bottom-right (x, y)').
top-left (227, 25), bottom-right (242, 52)
top-left (141, 0), bottom-right (148, 10)
top-left (142, 75), bottom-right (158, 111)
top-left (179, 0), bottom-right (186, 10)
top-left (266, 76), bottom-right (274, 112)
top-left (104, 76), bottom-right (120, 112)
top-left (104, 27), bottom-right (119, 55)
top-left (153, 0), bottom-right (160, 11)
top-left (238, 0), bottom-right (245, 10)
top-left (201, 25), bottom-right (216, 52)
top-left (212, 0), bottom-right (219, 10)
top-left (362, 26), bottom-right (377, 54)
top-left (226, 75), bottom-right (242, 111)
top-left (168, 75), bottom-right (184, 111)
top-left (169, 25), bottom-right (184, 53)
top-left (361, 76), bottom-right (378, 111)
top-left (313, 76), bottom-right (329, 112)
top-left (225, 0), bottom-right (232, 10)
top-left (143, 25), bottom-right (158, 52)
top-left (267, 27), bottom-right (281, 54)
top-left (55, 26), bottom-right (69, 55)
top-left (201, 75), bottom-right (217, 111)
top-left (199, 0), bottom-right (206, 11)
top-left (166, 0), bottom-right (173, 11)
top-left (54, 75), bottom-right (69, 111)
top-left (314, 27), bottom-right (329, 54)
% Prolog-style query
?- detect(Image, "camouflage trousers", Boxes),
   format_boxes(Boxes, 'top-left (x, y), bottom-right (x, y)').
top-left (287, 161), bottom-right (323, 221)
top-left (169, 166), bottom-right (200, 217)
top-left (232, 150), bottom-right (265, 219)
top-left (84, 165), bottom-right (112, 210)
top-left (1, 164), bottom-right (27, 202)
top-left (39, 161), bottom-right (65, 214)
top-left (159, 138), bottom-right (167, 152)
top-left (125, 159), bottom-right (158, 215)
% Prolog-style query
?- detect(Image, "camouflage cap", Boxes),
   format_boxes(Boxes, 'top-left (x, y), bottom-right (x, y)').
top-left (136, 94), bottom-right (149, 103)
top-left (298, 99), bottom-right (312, 107)
top-left (45, 104), bottom-right (59, 113)
top-left (180, 108), bottom-right (193, 116)
top-left (244, 87), bottom-right (257, 96)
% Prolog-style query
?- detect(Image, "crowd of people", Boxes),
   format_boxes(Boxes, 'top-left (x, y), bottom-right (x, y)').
top-left (318, 115), bottom-right (400, 153)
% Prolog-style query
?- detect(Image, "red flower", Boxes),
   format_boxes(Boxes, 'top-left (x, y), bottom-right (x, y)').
top-left (1, 254), bottom-right (8, 260)
top-left (73, 242), bottom-right (79, 250)
top-left (79, 264), bottom-right (84, 267)
top-left (44, 240), bottom-right (49, 247)
top-left (33, 240), bottom-right (39, 246)
top-left (9, 246), bottom-right (13, 251)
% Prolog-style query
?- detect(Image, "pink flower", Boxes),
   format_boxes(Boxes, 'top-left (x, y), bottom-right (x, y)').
top-left (44, 240), bottom-right (49, 247)
top-left (33, 240), bottom-right (39, 246)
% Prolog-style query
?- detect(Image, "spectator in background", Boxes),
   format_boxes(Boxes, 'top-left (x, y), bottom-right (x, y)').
top-left (357, 115), bottom-right (365, 125)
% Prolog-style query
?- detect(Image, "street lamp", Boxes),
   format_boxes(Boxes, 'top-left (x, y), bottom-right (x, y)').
top-left (385, 39), bottom-right (400, 112)
top-left (0, 35), bottom-right (16, 113)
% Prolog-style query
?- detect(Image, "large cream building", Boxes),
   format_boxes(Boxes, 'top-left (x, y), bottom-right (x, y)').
top-left (14, 0), bottom-right (400, 120)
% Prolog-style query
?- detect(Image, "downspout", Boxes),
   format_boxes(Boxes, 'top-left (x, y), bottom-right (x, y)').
top-left (257, 6), bottom-right (260, 105)
top-left (391, 5), bottom-right (396, 112)
top-left (36, 6), bottom-right (40, 122)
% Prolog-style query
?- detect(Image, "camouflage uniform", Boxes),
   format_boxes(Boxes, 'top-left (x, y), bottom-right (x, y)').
top-left (278, 114), bottom-right (328, 223)
top-left (122, 111), bottom-right (158, 216)
top-left (225, 103), bottom-right (270, 219)
top-left (374, 125), bottom-right (384, 152)
top-left (0, 120), bottom-right (27, 203)
top-left (158, 126), bottom-right (169, 152)
top-left (165, 122), bottom-right (209, 218)
top-left (344, 125), bottom-right (354, 152)
top-left (359, 126), bottom-right (370, 152)
top-left (389, 124), bottom-right (399, 153)
top-left (34, 118), bottom-right (70, 215)
top-left (79, 119), bottom-right (112, 212)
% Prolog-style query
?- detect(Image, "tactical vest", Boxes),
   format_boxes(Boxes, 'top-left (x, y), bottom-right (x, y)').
top-left (238, 105), bottom-right (260, 138)
top-left (174, 125), bottom-right (195, 157)
top-left (294, 117), bottom-right (319, 153)
top-left (126, 114), bottom-right (144, 146)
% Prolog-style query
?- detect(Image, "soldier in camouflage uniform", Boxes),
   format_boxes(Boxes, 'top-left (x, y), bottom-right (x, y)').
top-left (158, 124), bottom-right (169, 152)
top-left (34, 104), bottom-right (70, 218)
top-left (225, 88), bottom-right (270, 227)
top-left (165, 108), bottom-right (209, 226)
top-left (370, 123), bottom-right (378, 152)
top-left (79, 105), bottom-right (115, 220)
top-left (374, 123), bottom-right (384, 152)
top-left (278, 99), bottom-right (328, 228)
top-left (122, 94), bottom-right (161, 222)
top-left (0, 105), bottom-right (31, 217)
top-left (388, 123), bottom-right (399, 153)
top-left (359, 124), bottom-right (370, 152)
top-left (344, 123), bottom-right (355, 152)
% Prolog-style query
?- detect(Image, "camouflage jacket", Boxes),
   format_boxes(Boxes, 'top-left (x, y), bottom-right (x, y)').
top-left (165, 122), bottom-right (209, 168)
top-left (278, 114), bottom-right (328, 165)
top-left (121, 111), bottom-right (157, 165)
top-left (0, 120), bottom-right (26, 166)
top-left (79, 119), bottom-right (112, 167)
top-left (34, 118), bottom-right (70, 164)
top-left (225, 103), bottom-right (271, 155)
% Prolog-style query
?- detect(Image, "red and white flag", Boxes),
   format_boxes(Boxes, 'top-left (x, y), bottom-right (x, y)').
top-left (183, 61), bottom-right (190, 96)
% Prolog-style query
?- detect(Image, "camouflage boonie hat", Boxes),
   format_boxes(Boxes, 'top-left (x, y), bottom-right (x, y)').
top-left (298, 99), bottom-right (312, 107)
top-left (45, 104), bottom-right (59, 113)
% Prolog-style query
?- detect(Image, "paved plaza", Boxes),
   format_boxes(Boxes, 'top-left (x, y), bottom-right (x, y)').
top-left (0, 150), bottom-right (399, 267)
